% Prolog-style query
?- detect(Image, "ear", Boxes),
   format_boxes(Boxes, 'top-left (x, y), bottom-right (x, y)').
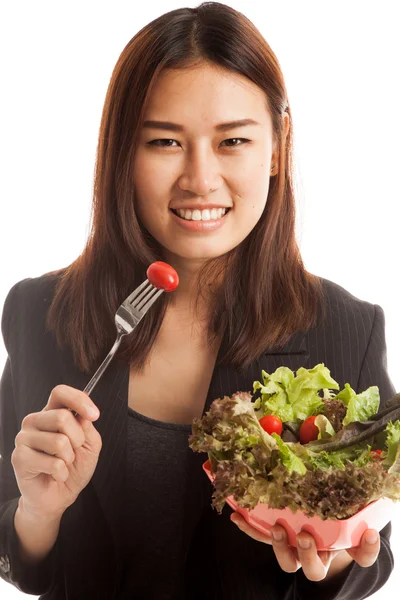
top-left (271, 112), bottom-right (290, 174)
top-left (282, 111), bottom-right (290, 139)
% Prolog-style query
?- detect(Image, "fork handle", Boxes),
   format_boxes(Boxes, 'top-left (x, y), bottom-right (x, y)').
top-left (70, 330), bottom-right (125, 417)
top-left (84, 330), bottom-right (125, 395)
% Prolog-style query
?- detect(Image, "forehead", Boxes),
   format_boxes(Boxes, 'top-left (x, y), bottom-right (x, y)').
top-left (143, 63), bottom-right (270, 127)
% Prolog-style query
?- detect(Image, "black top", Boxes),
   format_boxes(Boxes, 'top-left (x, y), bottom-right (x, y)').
top-left (0, 273), bottom-right (396, 599)
top-left (119, 406), bottom-right (194, 598)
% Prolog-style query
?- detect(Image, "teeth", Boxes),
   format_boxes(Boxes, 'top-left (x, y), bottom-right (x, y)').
top-left (174, 208), bottom-right (228, 221)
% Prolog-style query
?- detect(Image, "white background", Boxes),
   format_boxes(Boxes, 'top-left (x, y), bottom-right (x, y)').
top-left (0, 1), bottom-right (399, 598)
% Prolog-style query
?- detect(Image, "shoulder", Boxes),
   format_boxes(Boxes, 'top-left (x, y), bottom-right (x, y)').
top-left (319, 276), bottom-right (373, 307)
top-left (1, 270), bottom-right (64, 349)
top-left (319, 276), bottom-right (376, 318)
top-left (316, 276), bottom-right (387, 348)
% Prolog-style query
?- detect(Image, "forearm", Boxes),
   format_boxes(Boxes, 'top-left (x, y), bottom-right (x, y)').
top-left (14, 498), bottom-right (62, 565)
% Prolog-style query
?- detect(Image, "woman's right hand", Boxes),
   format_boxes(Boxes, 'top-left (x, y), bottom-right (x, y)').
top-left (11, 384), bottom-right (102, 521)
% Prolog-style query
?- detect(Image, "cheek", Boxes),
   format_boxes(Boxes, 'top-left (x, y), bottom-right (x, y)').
top-left (133, 155), bottom-right (173, 221)
top-left (250, 160), bottom-right (271, 193)
top-left (133, 156), bottom-right (159, 197)
top-left (134, 147), bottom-right (174, 186)
top-left (235, 166), bottom-right (270, 215)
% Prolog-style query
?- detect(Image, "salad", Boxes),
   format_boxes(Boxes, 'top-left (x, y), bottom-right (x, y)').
top-left (189, 364), bottom-right (400, 520)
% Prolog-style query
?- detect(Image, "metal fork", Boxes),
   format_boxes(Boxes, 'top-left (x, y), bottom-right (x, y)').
top-left (70, 278), bottom-right (164, 417)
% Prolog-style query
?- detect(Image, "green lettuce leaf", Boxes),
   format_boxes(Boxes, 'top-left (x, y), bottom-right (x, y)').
top-left (383, 421), bottom-right (400, 474)
top-left (334, 383), bottom-right (356, 407)
top-left (287, 364), bottom-right (340, 403)
top-left (271, 433), bottom-right (307, 475)
top-left (307, 444), bottom-right (372, 471)
top-left (342, 386), bottom-right (380, 426)
top-left (253, 364), bottom-right (339, 422)
top-left (285, 364), bottom-right (339, 421)
top-left (253, 372), bottom-right (292, 421)
top-left (270, 366), bottom-right (296, 388)
top-left (315, 415), bottom-right (336, 439)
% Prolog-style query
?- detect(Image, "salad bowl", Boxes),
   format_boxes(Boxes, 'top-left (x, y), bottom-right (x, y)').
top-left (203, 459), bottom-right (393, 550)
top-left (191, 365), bottom-right (400, 551)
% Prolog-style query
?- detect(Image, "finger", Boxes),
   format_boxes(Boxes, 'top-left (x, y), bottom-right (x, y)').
top-left (22, 409), bottom-right (86, 450)
top-left (14, 429), bottom-right (76, 465)
top-left (271, 525), bottom-right (301, 573)
top-left (44, 385), bottom-right (100, 421)
top-left (346, 530), bottom-right (380, 567)
top-left (230, 514), bottom-right (273, 544)
top-left (296, 533), bottom-right (330, 581)
top-left (11, 443), bottom-right (70, 482)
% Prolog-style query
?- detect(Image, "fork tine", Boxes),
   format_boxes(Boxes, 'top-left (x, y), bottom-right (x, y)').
top-left (139, 288), bottom-right (164, 313)
top-left (126, 279), bottom-right (150, 304)
top-left (129, 280), bottom-right (156, 309)
top-left (135, 286), bottom-right (161, 312)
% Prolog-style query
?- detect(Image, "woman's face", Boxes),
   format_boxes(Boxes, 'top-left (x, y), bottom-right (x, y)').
top-left (133, 62), bottom-right (285, 269)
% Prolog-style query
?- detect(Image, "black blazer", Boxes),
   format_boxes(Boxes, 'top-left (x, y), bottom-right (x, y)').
top-left (0, 273), bottom-right (396, 599)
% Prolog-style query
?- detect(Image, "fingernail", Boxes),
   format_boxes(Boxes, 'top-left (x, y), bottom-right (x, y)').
top-left (365, 531), bottom-right (378, 545)
top-left (297, 537), bottom-right (311, 549)
top-left (86, 405), bottom-right (99, 419)
top-left (272, 530), bottom-right (283, 542)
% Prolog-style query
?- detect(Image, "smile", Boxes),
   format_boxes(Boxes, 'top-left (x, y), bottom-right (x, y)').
top-left (171, 208), bottom-right (231, 221)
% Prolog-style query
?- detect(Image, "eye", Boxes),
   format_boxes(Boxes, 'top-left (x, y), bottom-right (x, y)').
top-left (220, 138), bottom-right (251, 147)
top-left (147, 139), bottom-right (179, 147)
top-left (146, 137), bottom-right (251, 149)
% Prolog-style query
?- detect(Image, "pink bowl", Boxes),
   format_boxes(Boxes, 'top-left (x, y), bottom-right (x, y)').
top-left (202, 459), bottom-right (393, 550)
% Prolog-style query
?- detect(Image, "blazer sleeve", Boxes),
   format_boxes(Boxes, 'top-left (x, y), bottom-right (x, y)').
top-left (0, 281), bottom-right (59, 595)
top-left (295, 303), bottom-right (396, 600)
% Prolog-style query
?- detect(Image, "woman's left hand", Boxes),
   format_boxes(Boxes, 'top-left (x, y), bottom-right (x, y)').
top-left (230, 513), bottom-right (380, 582)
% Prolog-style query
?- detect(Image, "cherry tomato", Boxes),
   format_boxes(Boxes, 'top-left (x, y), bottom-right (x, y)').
top-left (146, 261), bottom-right (179, 292)
top-left (259, 415), bottom-right (283, 436)
top-left (299, 416), bottom-right (319, 444)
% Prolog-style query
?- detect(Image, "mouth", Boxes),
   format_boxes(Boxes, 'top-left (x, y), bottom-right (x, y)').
top-left (170, 207), bottom-right (231, 221)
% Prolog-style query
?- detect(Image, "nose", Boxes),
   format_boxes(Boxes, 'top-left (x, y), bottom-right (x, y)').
top-left (177, 147), bottom-right (220, 196)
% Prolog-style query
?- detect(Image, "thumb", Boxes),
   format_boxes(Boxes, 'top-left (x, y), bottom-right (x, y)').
top-left (77, 414), bottom-right (103, 452)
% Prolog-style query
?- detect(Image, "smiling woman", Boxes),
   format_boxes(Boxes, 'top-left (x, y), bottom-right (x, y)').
top-left (0, 2), bottom-right (396, 600)
top-left (44, 3), bottom-right (324, 376)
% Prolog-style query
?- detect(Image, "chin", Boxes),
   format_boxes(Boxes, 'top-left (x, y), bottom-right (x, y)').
top-left (170, 244), bottom-right (235, 262)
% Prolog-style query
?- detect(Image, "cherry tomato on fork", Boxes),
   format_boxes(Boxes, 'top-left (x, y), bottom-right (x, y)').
top-left (146, 261), bottom-right (179, 291)
top-left (259, 415), bottom-right (283, 436)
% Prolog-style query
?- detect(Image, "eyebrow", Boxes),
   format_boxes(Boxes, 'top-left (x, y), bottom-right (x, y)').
top-left (142, 118), bottom-right (260, 132)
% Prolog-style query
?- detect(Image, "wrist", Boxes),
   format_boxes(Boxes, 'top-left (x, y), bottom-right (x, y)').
top-left (15, 497), bottom-right (63, 566)
top-left (17, 496), bottom-right (64, 525)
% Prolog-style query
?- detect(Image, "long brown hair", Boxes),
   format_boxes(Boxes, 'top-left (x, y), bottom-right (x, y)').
top-left (46, 1), bottom-right (326, 375)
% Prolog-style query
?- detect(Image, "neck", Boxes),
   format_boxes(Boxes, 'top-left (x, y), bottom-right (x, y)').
top-left (161, 255), bottom-right (205, 308)
top-left (160, 251), bottom-right (228, 319)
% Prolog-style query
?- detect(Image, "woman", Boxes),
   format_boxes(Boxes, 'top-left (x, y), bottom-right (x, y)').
top-left (0, 2), bottom-right (396, 599)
